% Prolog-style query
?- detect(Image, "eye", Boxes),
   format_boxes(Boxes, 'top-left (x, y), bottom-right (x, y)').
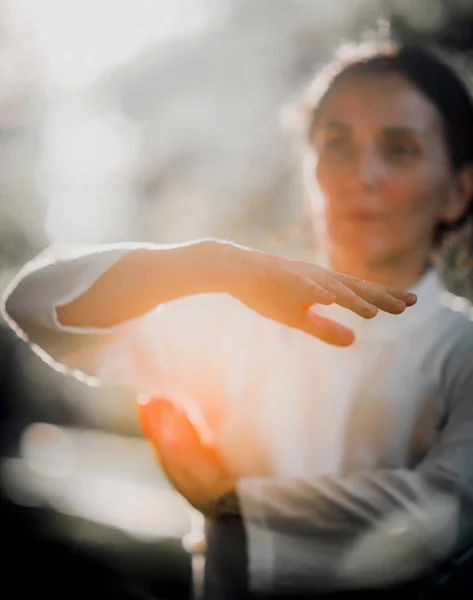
top-left (380, 138), bottom-right (421, 162)
top-left (323, 136), bottom-right (355, 160)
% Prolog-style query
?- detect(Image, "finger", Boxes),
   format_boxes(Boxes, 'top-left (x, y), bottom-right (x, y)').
top-left (139, 398), bottom-right (222, 482)
top-left (299, 276), bottom-right (337, 309)
top-left (137, 394), bottom-right (152, 438)
top-left (138, 398), bottom-right (198, 490)
top-left (138, 398), bottom-right (190, 451)
top-left (137, 397), bottom-right (175, 471)
top-left (368, 282), bottom-right (417, 306)
top-left (292, 260), bottom-right (415, 311)
top-left (304, 310), bottom-right (355, 346)
top-left (331, 274), bottom-right (408, 315)
top-left (334, 273), bottom-right (417, 309)
top-left (299, 276), bottom-right (337, 306)
top-left (137, 396), bottom-right (170, 445)
top-left (272, 275), bottom-right (356, 344)
top-left (291, 262), bottom-right (381, 315)
top-left (322, 277), bottom-right (381, 319)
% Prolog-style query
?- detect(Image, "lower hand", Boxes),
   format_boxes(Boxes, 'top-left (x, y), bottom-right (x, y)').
top-left (138, 396), bottom-right (235, 518)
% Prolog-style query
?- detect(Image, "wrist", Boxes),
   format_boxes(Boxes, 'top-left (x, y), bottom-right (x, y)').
top-left (213, 486), bottom-right (241, 521)
top-left (192, 239), bottom-right (245, 297)
top-left (145, 239), bottom-right (248, 304)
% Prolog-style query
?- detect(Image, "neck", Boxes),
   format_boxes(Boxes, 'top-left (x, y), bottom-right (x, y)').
top-left (327, 249), bottom-right (431, 291)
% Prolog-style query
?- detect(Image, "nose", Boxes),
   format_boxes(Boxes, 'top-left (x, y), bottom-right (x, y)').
top-left (356, 148), bottom-right (384, 188)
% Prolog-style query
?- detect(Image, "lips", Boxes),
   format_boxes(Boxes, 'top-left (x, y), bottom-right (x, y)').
top-left (343, 212), bottom-right (386, 222)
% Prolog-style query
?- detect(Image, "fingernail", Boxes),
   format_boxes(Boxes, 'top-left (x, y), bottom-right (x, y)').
top-left (137, 393), bottom-right (151, 406)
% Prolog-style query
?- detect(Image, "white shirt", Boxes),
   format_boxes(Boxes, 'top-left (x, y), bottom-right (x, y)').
top-left (3, 242), bottom-right (473, 593)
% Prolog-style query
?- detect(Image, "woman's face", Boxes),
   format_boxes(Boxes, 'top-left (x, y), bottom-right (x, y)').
top-left (308, 72), bottom-right (465, 269)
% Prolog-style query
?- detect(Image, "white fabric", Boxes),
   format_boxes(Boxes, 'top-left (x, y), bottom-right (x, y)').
top-left (3, 243), bottom-right (473, 592)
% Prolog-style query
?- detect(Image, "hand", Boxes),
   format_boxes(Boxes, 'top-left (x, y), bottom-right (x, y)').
top-left (211, 241), bottom-right (417, 346)
top-left (138, 397), bottom-right (236, 518)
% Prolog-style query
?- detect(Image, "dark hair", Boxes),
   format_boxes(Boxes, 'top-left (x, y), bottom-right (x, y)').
top-left (299, 32), bottom-right (473, 253)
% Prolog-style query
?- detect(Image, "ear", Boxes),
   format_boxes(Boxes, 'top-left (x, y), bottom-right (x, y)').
top-left (441, 164), bottom-right (473, 224)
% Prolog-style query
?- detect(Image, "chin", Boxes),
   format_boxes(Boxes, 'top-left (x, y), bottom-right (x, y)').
top-left (332, 241), bottom-right (396, 269)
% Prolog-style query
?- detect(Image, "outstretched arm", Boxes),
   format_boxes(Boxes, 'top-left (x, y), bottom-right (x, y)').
top-left (3, 239), bottom-right (415, 347)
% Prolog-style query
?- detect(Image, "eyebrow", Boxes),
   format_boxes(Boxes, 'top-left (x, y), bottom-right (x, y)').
top-left (323, 120), bottom-right (351, 132)
top-left (322, 120), bottom-right (427, 139)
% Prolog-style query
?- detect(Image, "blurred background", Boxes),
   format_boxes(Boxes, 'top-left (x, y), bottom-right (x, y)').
top-left (1, 1), bottom-right (473, 598)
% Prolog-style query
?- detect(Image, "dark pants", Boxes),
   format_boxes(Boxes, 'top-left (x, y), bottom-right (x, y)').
top-left (203, 517), bottom-right (250, 600)
top-left (202, 519), bottom-right (473, 600)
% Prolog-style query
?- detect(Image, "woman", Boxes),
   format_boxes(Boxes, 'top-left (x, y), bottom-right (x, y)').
top-left (2, 31), bottom-right (473, 598)
top-left (140, 36), bottom-right (473, 599)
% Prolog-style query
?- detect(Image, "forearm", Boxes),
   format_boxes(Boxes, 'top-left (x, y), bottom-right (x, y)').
top-left (56, 240), bottom-right (233, 329)
top-left (236, 469), bottom-right (464, 594)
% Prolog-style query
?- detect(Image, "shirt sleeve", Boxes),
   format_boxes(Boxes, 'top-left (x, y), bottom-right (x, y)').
top-left (237, 322), bottom-right (473, 594)
top-left (1, 243), bottom-right (143, 381)
top-left (1, 241), bottom-right (195, 391)
top-left (1, 241), bottom-right (247, 432)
